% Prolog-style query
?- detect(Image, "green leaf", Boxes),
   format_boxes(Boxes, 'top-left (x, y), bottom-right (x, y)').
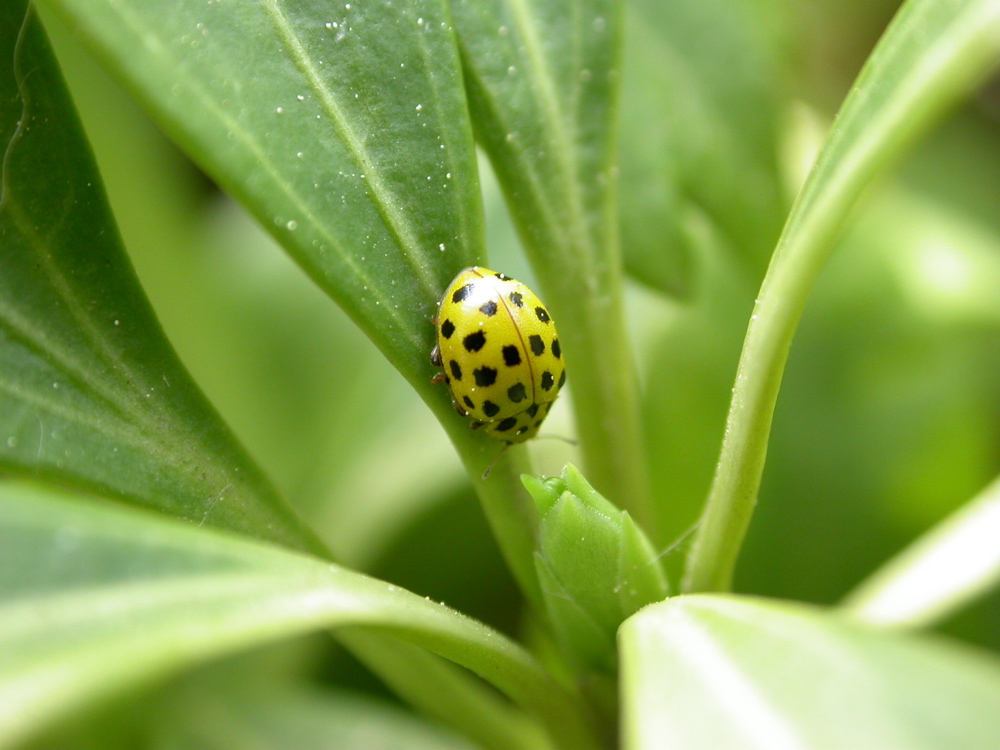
top-left (0, 2), bottom-right (321, 554)
top-left (841, 472), bottom-right (1000, 628)
top-left (620, 595), bottom-right (1000, 750)
top-left (619, 0), bottom-right (790, 295)
top-left (151, 682), bottom-right (480, 750)
top-left (0, 15), bottom-right (556, 740)
top-left (37, 0), bottom-right (552, 615)
top-left (684, 0), bottom-right (1000, 593)
top-left (38, 0), bottom-right (484, 393)
top-left (337, 633), bottom-right (553, 750)
top-left (0, 481), bottom-right (599, 750)
top-left (450, 0), bottom-right (652, 521)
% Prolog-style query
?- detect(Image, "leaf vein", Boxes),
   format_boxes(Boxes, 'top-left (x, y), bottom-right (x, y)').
top-left (263, 0), bottom-right (439, 301)
top-left (100, 0), bottom-right (418, 345)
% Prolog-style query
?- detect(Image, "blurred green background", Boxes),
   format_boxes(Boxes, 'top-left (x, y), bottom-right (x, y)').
top-left (36, 0), bottom-right (1000, 717)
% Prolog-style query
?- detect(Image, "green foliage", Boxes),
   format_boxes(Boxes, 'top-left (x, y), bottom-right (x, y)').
top-left (0, 0), bottom-right (322, 556)
top-left (38, 0), bottom-right (485, 387)
top-left (526, 466), bottom-right (667, 671)
top-left (0, 481), bottom-right (591, 750)
top-left (620, 596), bottom-right (1000, 749)
top-left (453, 0), bottom-right (651, 518)
top-left (3, 0), bottom-right (1000, 748)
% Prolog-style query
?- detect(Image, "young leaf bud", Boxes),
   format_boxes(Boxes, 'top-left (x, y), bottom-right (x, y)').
top-left (523, 465), bottom-right (669, 671)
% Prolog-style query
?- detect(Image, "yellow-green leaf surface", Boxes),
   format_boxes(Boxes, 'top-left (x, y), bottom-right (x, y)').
top-left (620, 595), bottom-right (1000, 750)
top-left (38, 0), bottom-right (484, 394)
top-left (684, 0), bottom-right (1000, 593)
top-left (0, 481), bottom-right (595, 750)
top-left (150, 683), bottom-right (480, 750)
top-left (450, 0), bottom-right (651, 523)
top-left (0, 2), bottom-right (321, 554)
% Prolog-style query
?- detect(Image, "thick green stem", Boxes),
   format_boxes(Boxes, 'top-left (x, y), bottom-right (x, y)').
top-left (542, 230), bottom-right (652, 530)
top-left (451, 0), bottom-right (654, 527)
top-left (426, 391), bottom-right (546, 614)
top-left (683, 0), bottom-right (1000, 593)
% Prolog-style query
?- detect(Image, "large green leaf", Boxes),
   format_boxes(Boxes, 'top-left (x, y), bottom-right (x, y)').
top-left (620, 595), bottom-right (1000, 749)
top-left (684, 0), bottom-right (1000, 592)
top-left (0, 14), bottom-right (559, 743)
top-left (38, 0), bottom-right (484, 392)
top-left (0, 481), bottom-right (598, 750)
top-left (450, 0), bottom-right (652, 521)
top-left (150, 683), bottom-right (480, 750)
top-left (0, 2), bottom-right (321, 554)
top-left (37, 0), bottom-right (553, 612)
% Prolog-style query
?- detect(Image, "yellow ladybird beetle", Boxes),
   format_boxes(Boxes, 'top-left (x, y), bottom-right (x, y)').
top-left (431, 267), bottom-right (566, 443)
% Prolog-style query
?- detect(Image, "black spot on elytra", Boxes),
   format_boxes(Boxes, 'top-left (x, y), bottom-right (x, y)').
top-left (463, 331), bottom-right (486, 352)
top-left (479, 300), bottom-right (498, 316)
top-left (463, 395), bottom-right (475, 410)
top-left (452, 284), bottom-right (474, 304)
top-left (509, 291), bottom-right (523, 308)
top-left (529, 335), bottom-right (545, 356)
top-left (527, 403), bottom-right (540, 418)
top-left (541, 371), bottom-right (555, 391)
top-left (474, 367), bottom-right (498, 387)
top-left (517, 426), bottom-right (529, 435)
top-left (558, 370), bottom-right (566, 388)
top-left (507, 383), bottom-right (527, 403)
top-left (502, 345), bottom-right (521, 367)
top-left (449, 360), bottom-right (463, 380)
top-left (483, 400), bottom-right (500, 417)
top-left (552, 338), bottom-right (561, 358)
top-left (440, 319), bottom-right (455, 339)
top-left (535, 306), bottom-right (550, 323)
top-left (495, 417), bottom-right (518, 432)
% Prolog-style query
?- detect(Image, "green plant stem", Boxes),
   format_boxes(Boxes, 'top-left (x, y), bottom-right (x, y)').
top-left (682, 0), bottom-right (1000, 593)
top-left (452, 0), bottom-right (653, 526)
top-left (424, 393), bottom-right (545, 614)
top-left (340, 399), bottom-right (563, 745)
top-left (340, 631), bottom-right (554, 750)
top-left (544, 249), bottom-right (653, 531)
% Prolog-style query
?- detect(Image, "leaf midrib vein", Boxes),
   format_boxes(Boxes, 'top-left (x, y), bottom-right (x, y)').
top-left (0, 372), bottom-right (159, 458)
top-left (409, 0), bottom-right (481, 265)
top-left (505, 0), bottom-right (598, 267)
top-left (103, 0), bottom-right (420, 350)
top-left (263, 0), bottom-right (440, 302)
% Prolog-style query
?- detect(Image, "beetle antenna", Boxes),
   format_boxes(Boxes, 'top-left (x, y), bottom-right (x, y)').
top-left (535, 434), bottom-right (577, 446)
top-left (482, 444), bottom-right (510, 479)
